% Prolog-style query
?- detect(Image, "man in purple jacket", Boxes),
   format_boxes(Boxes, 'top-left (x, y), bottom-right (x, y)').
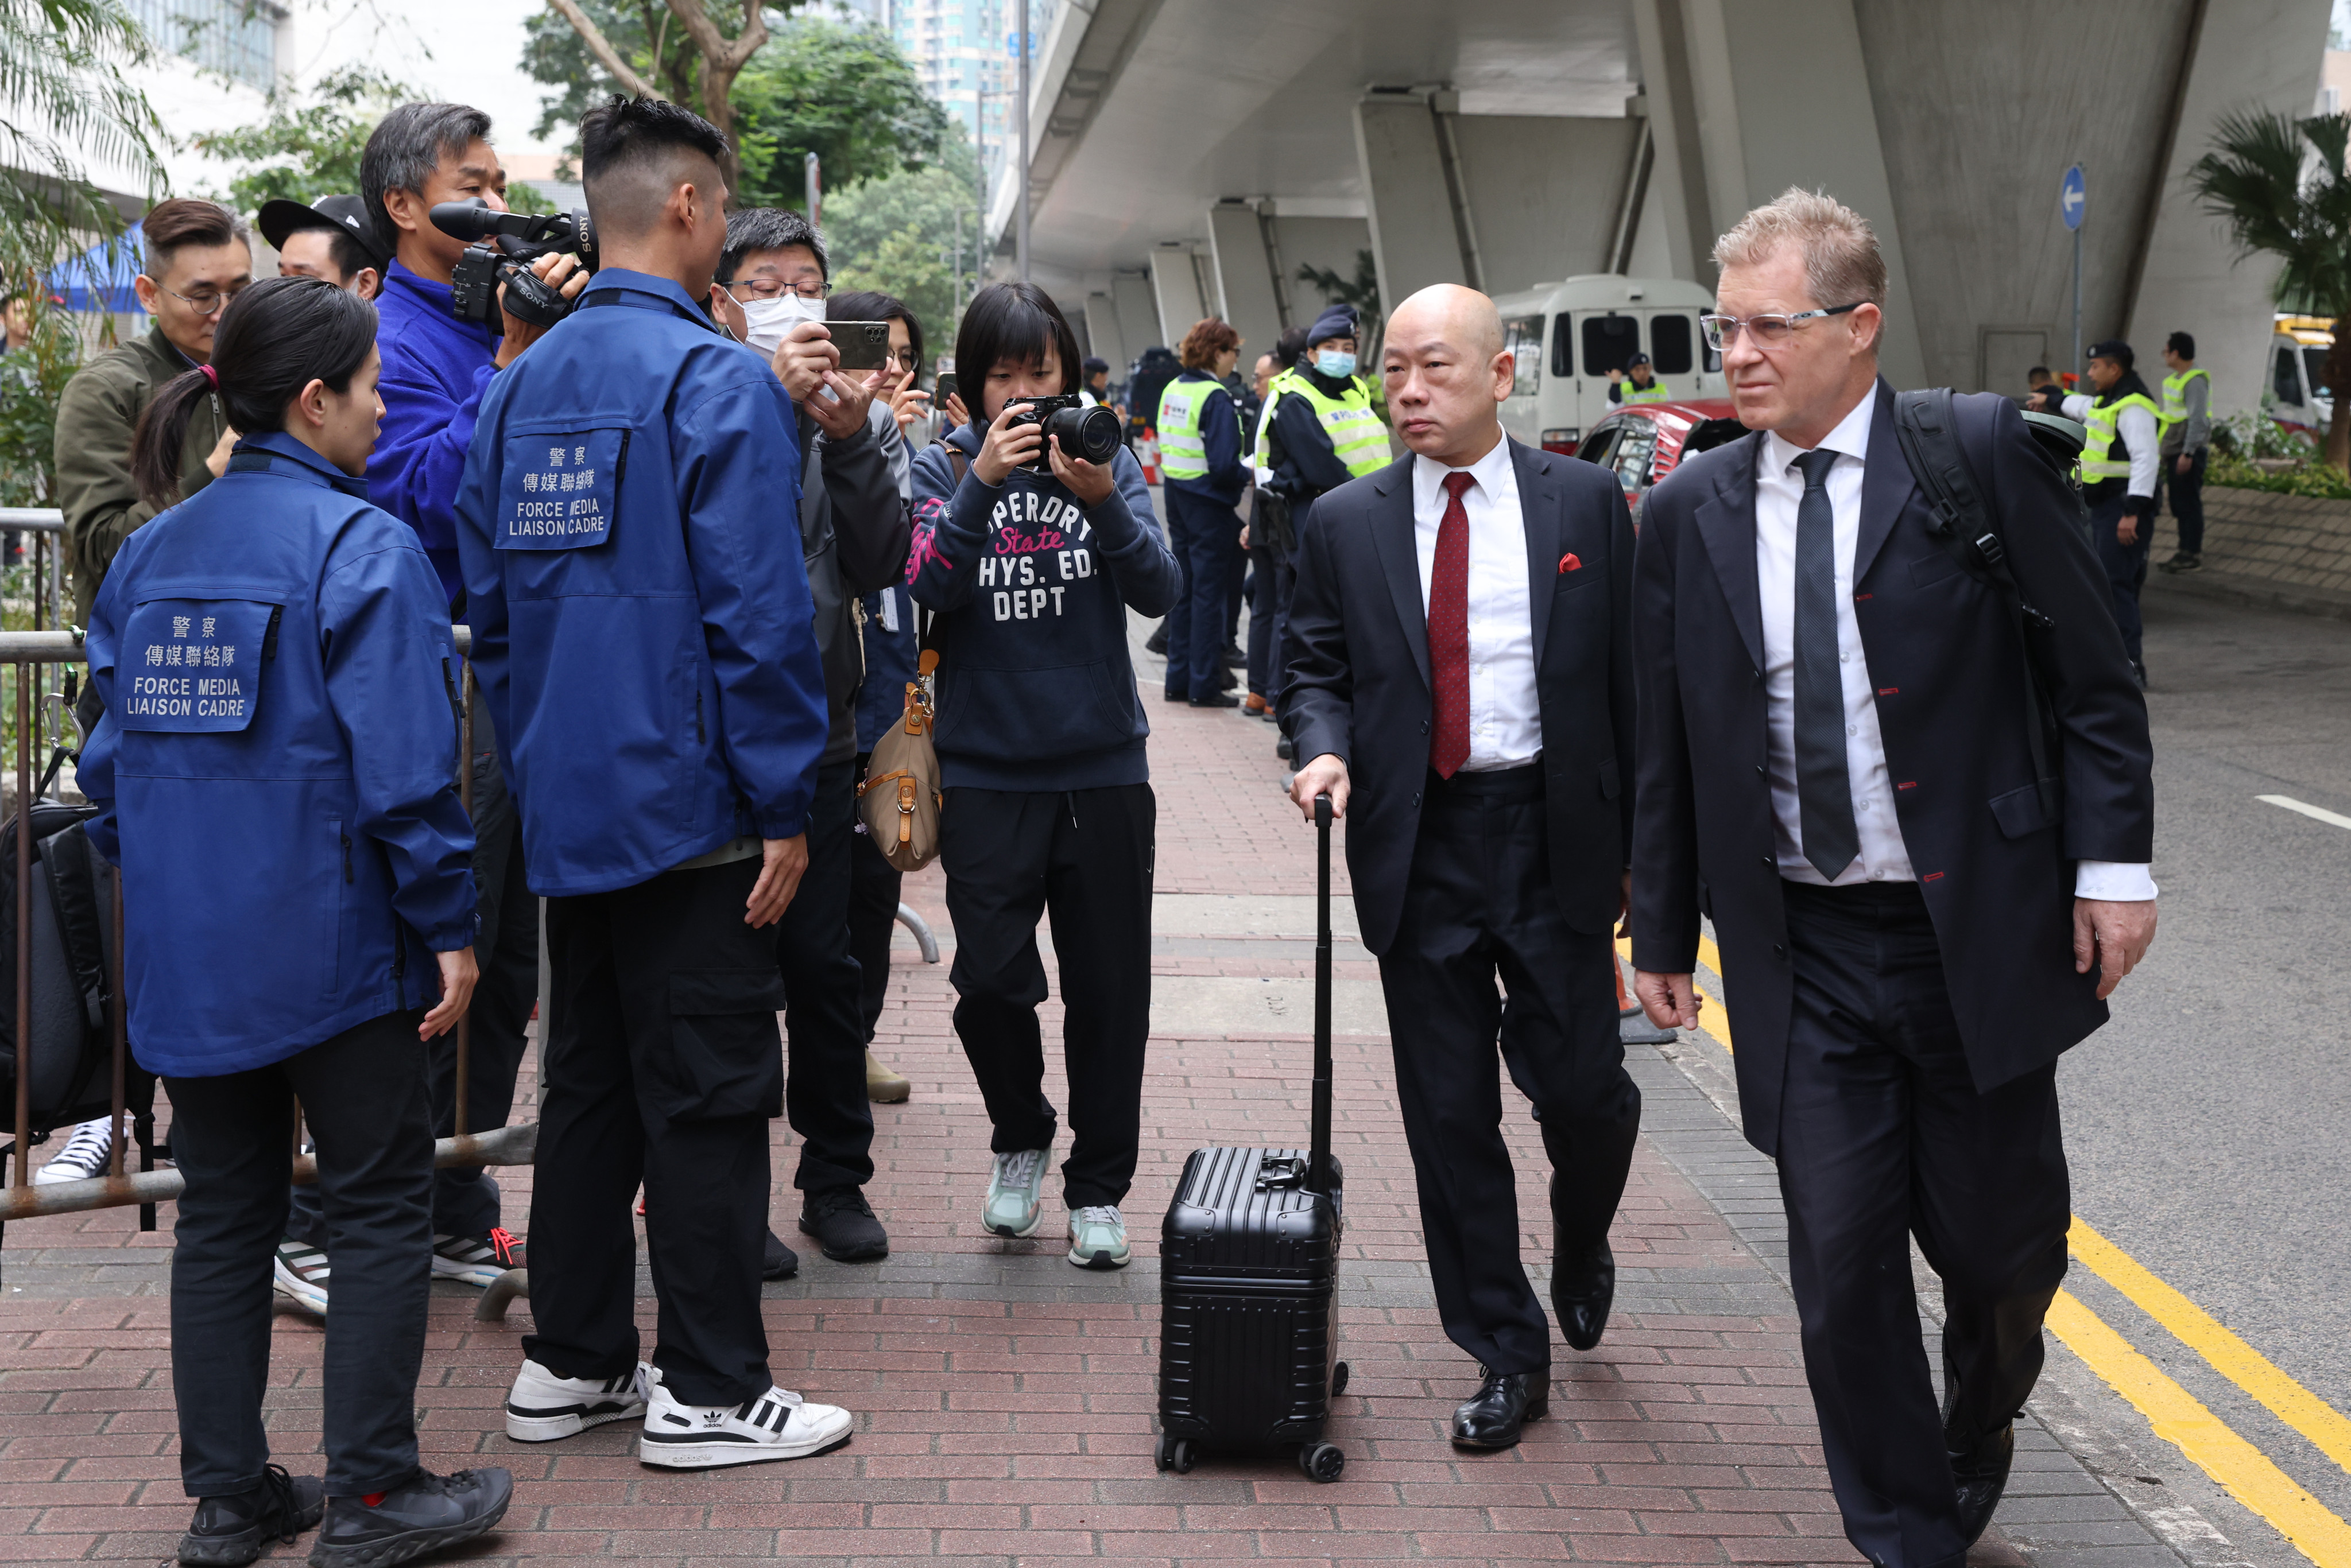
top-left (321, 103), bottom-right (585, 1309)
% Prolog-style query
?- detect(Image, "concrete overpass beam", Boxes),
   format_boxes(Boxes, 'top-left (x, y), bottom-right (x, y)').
top-left (1207, 203), bottom-right (1286, 364)
top-left (1111, 270), bottom-right (1160, 360)
top-left (1084, 294), bottom-right (1129, 382)
top-left (1354, 94), bottom-right (1469, 312)
top-left (1448, 115), bottom-right (1644, 298)
top-left (1149, 244), bottom-right (1208, 346)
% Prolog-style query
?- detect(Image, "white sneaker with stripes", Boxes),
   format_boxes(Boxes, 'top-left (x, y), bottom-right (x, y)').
top-left (637, 1372), bottom-right (852, 1469)
top-left (272, 1237), bottom-right (330, 1315)
top-left (505, 1358), bottom-right (650, 1442)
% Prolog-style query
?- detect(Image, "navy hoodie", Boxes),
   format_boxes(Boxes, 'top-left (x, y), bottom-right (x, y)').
top-left (908, 420), bottom-right (1180, 791)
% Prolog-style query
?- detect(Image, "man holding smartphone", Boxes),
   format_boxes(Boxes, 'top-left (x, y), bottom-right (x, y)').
top-left (707, 209), bottom-right (912, 1272)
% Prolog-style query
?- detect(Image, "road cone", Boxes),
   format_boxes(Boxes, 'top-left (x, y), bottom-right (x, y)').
top-left (1138, 428), bottom-right (1163, 484)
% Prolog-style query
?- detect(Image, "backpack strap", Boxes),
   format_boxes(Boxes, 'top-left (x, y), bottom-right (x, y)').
top-left (1891, 389), bottom-right (2063, 824)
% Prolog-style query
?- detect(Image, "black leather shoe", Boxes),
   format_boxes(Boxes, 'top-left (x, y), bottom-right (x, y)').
top-left (1189, 692), bottom-right (1241, 708)
top-left (177, 1464), bottom-right (323, 1565)
top-left (799, 1188), bottom-right (889, 1261)
top-left (1163, 688), bottom-right (1189, 703)
top-left (762, 1227), bottom-right (800, 1280)
top-left (1215, 663), bottom-right (1240, 691)
top-left (1449, 1366), bottom-right (1549, 1449)
top-left (308, 1467), bottom-right (512, 1568)
top-left (1145, 624), bottom-right (1169, 655)
top-left (1552, 1238), bottom-right (1617, 1352)
top-left (1952, 1422), bottom-right (2015, 1546)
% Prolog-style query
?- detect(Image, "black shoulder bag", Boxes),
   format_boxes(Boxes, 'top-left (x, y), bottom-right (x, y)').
top-left (1889, 389), bottom-right (2085, 825)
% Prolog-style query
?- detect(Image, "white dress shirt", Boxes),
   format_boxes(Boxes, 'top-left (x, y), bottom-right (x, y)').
top-left (1412, 436), bottom-right (1541, 772)
top-left (1757, 395), bottom-right (2155, 900)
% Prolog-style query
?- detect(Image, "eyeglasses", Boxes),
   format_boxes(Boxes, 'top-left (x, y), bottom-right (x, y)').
top-left (722, 278), bottom-right (830, 301)
top-left (156, 278), bottom-right (253, 317)
top-left (1699, 301), bottom-right (1863, 351)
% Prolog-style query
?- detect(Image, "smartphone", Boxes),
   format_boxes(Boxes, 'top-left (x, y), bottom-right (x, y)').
top-left (831, 320), bottom-right (893, 371)
top-left (935, 372), bottom-right (958, 406)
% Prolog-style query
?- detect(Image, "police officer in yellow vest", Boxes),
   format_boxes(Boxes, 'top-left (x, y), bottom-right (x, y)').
top-left (2063, 339), bottom-right (2162, 684)
top-left (2155, 331), bottom-right (2211, 576)
top-left (1608, 350), bottom-right (1669, 405)
top-left (1157, 317), bottom-right (1249, 706)
top-left (1264, 304), bottom-right (1389, 759)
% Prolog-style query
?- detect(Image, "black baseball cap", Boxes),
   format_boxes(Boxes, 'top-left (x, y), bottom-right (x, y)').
top-left (1626, 351), bottom-right (1652, 368)
top-left (258, 194), bottom-right (390, 272)
top-left (2086, 338), bottom-right (2133, 367)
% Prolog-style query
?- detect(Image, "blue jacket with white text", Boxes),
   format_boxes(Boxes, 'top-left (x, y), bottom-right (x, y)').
top-left (454, 269), bottom-right (828, 896)
top-left (82, 432), bottom-right (479, 1077)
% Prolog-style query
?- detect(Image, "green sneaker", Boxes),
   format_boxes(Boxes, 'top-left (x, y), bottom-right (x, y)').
top-left (1068, 1205), bottom-right (1130, 1269)
top-left (983, 1148), bottom-right (1048, 1237)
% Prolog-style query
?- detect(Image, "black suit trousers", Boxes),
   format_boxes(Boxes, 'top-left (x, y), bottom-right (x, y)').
top-left (1776, 880), bottom-right (2070, 1568)
top-left (1374, 768), bottom-right (1640, 1376)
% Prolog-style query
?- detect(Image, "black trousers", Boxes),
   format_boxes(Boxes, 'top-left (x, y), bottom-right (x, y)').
top-left (1373, 766), bottom-right (1641, 1376)
top-left (776, 758), bottom-right (876, 1194)
top-left (2158, 448), bottom-right (2206, 554)
top-left (1245, 539), bottom-right (1281, 698)
top-left (847, 755), bottom-right (904, 1044)
top-left (1164, 487), bottom-right (1242, 699)
top-left (2090, 492), bottom-right (2152, 668)
top-left (287, 740), bottom-right (536, 1247)
top-left (940, 783), bottom-right (1154, 1209)
top-left (166, 1011), bottom-right (432, 1499)
top-left (523, 858), bottom-right (784, 1408)
top-left (1776, 880), bottom-right (2070, 1568)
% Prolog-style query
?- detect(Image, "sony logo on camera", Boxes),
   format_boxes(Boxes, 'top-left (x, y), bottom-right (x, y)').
top-left (429, 199), bottom-right (599, 332)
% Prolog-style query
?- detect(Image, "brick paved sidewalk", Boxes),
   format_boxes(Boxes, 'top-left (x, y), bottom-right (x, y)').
top-left (0, 622), bottom-right (2166, 1566)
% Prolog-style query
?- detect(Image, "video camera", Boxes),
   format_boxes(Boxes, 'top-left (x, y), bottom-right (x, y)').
top-left (1005, 394), bottom-right (1122, 473)
top-left (429, 200), bottom-right (598, 331)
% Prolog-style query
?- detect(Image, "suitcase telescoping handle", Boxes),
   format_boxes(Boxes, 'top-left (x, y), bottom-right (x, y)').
top-left (1311, 793), bottom-right (1334, 1193)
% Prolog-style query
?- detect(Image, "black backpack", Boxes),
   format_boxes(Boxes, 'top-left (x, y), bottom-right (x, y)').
top-left (0, 748), bottom-right (154, 1162)
top-left (1890, 390), bottom-right (2089, 826)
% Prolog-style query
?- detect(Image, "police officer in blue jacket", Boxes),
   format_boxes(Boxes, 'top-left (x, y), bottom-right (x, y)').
top-left (456, 97), bottom-right (854, 1471)
top-left (87, 275), bottom-right (512, 1568)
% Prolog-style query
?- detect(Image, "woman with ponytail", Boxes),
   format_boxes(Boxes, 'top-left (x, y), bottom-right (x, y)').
top-left (87, 274), bottom-right (513, 1567)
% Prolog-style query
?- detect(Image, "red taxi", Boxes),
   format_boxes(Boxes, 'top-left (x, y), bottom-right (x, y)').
top-left (1559, 399), bottom-right (1746, 521)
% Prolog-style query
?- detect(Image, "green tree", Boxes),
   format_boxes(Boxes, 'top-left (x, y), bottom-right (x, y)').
top-left (0, 293), bottom-right (83, 509)
top-left (730, 18), bottom-right (948, 210)
top-left (533, 0), bottom-right (781, 191)
top-left (0, 0), bottom-right (165, 284)
top-left (2187, 110), bottom-right (2351, 471)
top-left (815, 137), bottom-right (979, 354)
top-left (193, 66), bottom-right (409, 212)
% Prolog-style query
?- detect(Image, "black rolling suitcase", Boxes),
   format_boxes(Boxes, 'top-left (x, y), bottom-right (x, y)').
top-left (1156, 794), bottom-right (1348, 1482)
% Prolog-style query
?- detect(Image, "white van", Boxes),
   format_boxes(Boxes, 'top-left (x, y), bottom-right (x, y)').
top-left (1493, 275), bottom-right (1726, 453)
top-left (2267, 325), bottom-right (2334, 437)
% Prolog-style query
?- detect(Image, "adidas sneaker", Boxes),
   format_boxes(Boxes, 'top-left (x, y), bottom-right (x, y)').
top-left (637, 1373), bottom-right (851, 1470)
top-left (504, 1359), bottom-right (650, 1443)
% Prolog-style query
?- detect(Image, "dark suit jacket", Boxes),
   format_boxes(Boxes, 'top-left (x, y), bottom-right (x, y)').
top-left (1630, 381), bottom-right (2154, 1155)
top-left (1284, 437), bottom-right (1637, 957)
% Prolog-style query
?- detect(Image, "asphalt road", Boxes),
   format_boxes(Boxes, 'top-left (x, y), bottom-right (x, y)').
top-left (2056, 575), bottom-right (2351, 1536)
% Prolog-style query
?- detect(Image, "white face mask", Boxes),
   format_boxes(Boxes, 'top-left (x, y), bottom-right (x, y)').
top-left (740, 293), bottom-right (826, 355)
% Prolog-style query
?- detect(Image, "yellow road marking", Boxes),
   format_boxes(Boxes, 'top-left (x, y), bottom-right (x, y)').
top-left (1614, 933), bottom-right (1733, 1051)
top-left (2046, 1291), bottom-right (2351, 1567)
top-left (2069, 1217), bottom-right (2351, 1478)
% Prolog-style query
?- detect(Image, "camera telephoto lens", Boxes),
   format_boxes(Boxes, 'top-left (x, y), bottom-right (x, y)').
top-left (1045, 404), bottom-right (1124, 466)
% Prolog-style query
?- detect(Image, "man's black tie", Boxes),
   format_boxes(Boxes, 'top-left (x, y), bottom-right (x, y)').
top-left (1792, 448), bottom-right (1859, 881)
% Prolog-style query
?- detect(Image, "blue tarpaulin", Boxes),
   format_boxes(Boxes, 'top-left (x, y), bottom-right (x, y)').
top-left (44, 224), bottom-right (144, 315)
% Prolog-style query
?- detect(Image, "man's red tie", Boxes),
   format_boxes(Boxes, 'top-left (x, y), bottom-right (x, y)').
top-left (1428, 470), bottom-right (1474, 778)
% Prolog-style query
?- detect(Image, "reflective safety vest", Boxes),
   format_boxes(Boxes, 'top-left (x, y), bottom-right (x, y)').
top-left (1155, 373), bottom-right (1237, 482)
top-left (1622, 378), bottom-right (1670, 403)
top-left (1288, 373), bottom-right (1389, 478)
top-left (1252, 368), bottom-right (1304, 472)
top-left (2076, 390), bottom-right (2162, 483)
top-left (2158, 366), bottom-right (2209, 434)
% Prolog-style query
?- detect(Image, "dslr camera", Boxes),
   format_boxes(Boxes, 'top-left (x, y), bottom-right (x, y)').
top-left (429, 200), bottom-right (599, 331)
top-left (1005, 394), bottom-right (1123, 473)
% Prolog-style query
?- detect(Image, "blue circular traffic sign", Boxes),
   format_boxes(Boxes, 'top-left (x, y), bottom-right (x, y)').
top-left (2060, 164), bottom-right (2086, 231)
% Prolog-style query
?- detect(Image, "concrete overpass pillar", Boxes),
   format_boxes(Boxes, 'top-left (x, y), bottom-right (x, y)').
top-left (1083, 294), bottom-right (1128, 382)
top-left (1354, 94), bottom-right (1469, 313)
top-left (1206, 203), bottom-right (1286, 366)
top-left (1111, 271), bottom-right (1160, 359)
top-left (2125, 0), bottom-right (2326, 417)
top-left (1629, 0), bottom-right (1927, 389)
top-left (1148, 245), bottom-right (1208, 346)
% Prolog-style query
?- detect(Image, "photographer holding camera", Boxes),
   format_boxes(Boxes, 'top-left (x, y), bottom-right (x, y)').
top-left (704, 209), bottom-right (909, 1272)
top-left (313, 103), bottom-right (582, 1310)
top-left (908, 281), bottom-right (1179, 1271)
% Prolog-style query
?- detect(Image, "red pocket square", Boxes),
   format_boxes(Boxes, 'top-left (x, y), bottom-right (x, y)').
top-left (1559, 553), bottom-right (1582, 573)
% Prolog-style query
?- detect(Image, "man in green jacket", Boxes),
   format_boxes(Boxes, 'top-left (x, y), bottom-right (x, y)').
top-left (54, 197), bottom-right (251, 628)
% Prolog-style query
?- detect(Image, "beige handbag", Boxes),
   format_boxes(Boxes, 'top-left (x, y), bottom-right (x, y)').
top-left (857, 649), bottom-right (943, 872)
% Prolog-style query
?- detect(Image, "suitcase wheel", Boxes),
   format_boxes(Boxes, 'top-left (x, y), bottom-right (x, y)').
top-left (1330, 1360), bottom-right (1350, 1396)
top-left (1299, 1441), bottom-right (1345, 1482)
top-left (1155, 1434), bottom-right (1196, 1474)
